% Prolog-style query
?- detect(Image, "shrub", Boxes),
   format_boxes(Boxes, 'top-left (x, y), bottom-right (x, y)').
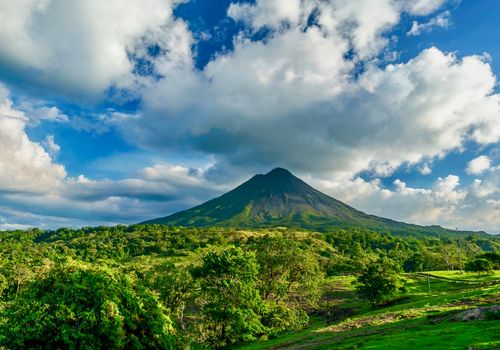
top-left (355, 258), bottom-right (406, 306)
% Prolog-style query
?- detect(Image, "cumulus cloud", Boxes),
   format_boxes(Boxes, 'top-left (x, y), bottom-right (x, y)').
top-left (127, 46), bottom-right (500, 180)
top-left (43, 135), bottom-right (61, 155)
top-left (0, 97), bottom-right (66, 193)
top-left (400, 0), bottom-right (448, 16)
top-left (466, 155), bottom-right (492, 175)
top-left (407, 11), bottom-right (451, 36)
top-left (0, 87), bottom-right (227, 227)
top-left (17, 100), bottom-right (69, 125)
top-left (0, 0), bottom-right (192, 101)
top-left (228, 0), bottom-right (448, 58)
top-left (315, 168), bottom-right (500, 234)
top-left (418, 163), bottom-right (432, 175)
top-left (112, 0), bottom-right (499, 182)
top-left (1, 0), bottom-right (499, 233)
top-left (0, 160), bottom-right (226, 228)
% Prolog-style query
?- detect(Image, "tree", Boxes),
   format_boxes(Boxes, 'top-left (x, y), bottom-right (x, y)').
top-left (0, 272), bottom-right (7, 300)
top-left (12, 264), bottom-right (34, 299)
top-left (355, 258), bottom-right (406, 306)
top-left (403, 252), bottom-right (424, 272)
top-left (192, 247), bottom-right (264, 347)
top-left (251, 236), bottom-right (323, 333)
top-left (0, 261), bottom-right (176, 349)
top-left (439, 244), bottom-right (465, 271)
top-left (144, 262), bottom-right (193, 330)
top-left (465, 258), bottom-right (493, 275)
top-left (253, 236), bottom-right (324, 305)
top-left (476, 252), bottom-right (500, 270)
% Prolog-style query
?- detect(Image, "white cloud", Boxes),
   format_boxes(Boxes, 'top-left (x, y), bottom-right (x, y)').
top-left (127, 45), bottom-right (500, 181)
top-left (0, 90), bottom-right (227, 227)
top-left (229, 0), bottom-right (401, 59)
top-left (228, 0), bottom-right (448, 59)
top-left (315, 169), bottom-right (500, 234)
top-left (228, 0), bottom-right (304, 31)
top-left (0, 0), bottom-right (192, 101)
top-left (400, 0), bottom-right (448, 16)
top-left (118, 1), bottom-right (498, 182)
top-left (2, 162), bottom-right (225, 227)
top-left (418, 163), bottom-right (432, 175)
top-left (0, 97), bottom-right (66, 193)
top-left (466, 155), bottom-right (492, 175)
top-left (43, 135), bottom-right (60, 155)
top-left (0, 159), bottom-right (226, 228)
top-left (407, 11), bottom-right (451, 36)
top-left (17, 100), bottom-right (69, 125)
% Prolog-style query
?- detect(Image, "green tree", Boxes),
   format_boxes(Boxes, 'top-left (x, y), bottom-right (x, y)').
top-left (12, 264), bottom-right (34, 299)
top-left (192, 247), bottom-right (263, 347)
top-left (251, 236), bottom-right (323, 333)
top-left (145, 262), bottom-right (193, 330)
top-left (0, 261), bottom-right (176, 349)
top-left (403, 252), bottom-right (424, 272)
top-left (253, 236), bottom-right (324, 304)
top-left (355, 258), bottom-right (406, 306)
top-left (0, 272), bottom-right (7, 300)
top-left (465, 258), bottom-right (493, 275)
top-left (476, 252), bottom-right (500, 269)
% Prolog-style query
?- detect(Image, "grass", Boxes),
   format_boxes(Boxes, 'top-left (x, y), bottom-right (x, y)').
top-left (237, 271), bottom-right (500, 350)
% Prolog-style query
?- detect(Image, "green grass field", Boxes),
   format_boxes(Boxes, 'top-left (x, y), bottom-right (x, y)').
top-left (237, 271), bottom-right (500, 350)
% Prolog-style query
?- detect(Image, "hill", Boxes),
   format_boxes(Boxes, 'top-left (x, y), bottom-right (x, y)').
top-left (237, 271), bottom-right (500, 350)
top-left (142, 168), bottom-right (486, 237)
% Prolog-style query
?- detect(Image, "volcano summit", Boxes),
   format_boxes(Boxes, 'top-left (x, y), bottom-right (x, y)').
top-left (143, 168), bottom-right (485, 237)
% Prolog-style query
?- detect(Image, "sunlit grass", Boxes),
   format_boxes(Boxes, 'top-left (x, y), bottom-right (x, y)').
top-left (237, 271), bottom-right (500, 350)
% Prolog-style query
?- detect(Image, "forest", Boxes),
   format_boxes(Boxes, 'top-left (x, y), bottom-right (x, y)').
top-left (0, 225), bottom-right (499, 349)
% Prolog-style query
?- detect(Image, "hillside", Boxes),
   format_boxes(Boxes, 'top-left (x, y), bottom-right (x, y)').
top-left (1, 225), bottom-right (498, 349)
top-left (143, 168), bottom-right (486, 237)
top-left (237, 271), bottom-right (500, 350)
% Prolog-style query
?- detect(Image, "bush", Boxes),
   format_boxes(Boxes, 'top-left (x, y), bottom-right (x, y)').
top-left (355, 258), bottom-right (406, 306)
top-left (476, 252), bottom-right (500, 270)
top-left (465, 258), bottom-right (493, 275)
top-left (0, 262), bottom-right (176, 349)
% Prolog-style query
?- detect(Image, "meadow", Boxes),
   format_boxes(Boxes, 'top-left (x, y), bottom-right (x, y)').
top-left (239, 271), bottom-right (500, 349)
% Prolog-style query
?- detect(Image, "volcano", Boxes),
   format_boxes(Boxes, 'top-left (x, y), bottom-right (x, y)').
top-left (142, 168), bottom-right (484, 237)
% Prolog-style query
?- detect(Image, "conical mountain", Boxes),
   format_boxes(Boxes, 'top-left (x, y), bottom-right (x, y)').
top-left (143, 168), bottom-right (484, 237)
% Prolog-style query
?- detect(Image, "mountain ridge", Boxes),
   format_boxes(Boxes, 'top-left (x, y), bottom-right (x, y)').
top-left (142, 168), bottom-right (488, 237)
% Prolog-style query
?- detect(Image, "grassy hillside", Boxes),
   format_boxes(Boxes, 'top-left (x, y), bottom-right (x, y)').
top-left (238, 271), bottom-right (500, 350)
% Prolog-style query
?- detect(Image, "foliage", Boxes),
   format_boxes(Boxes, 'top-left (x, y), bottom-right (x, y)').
top-left (465, 258), bottom-right (494, 275)
top-left (139, 262), bottom-right (194, 330)
top-left (259, 301), bottom-right (308, 336)
top-left (237, 272), bottom-right (500, 350)
top-left (355, 258), bottom-right (406, 305)
top-left (191, 247), bottom-right (264, 347)
top-left (0, 261), bottom-right (176, 349)
top-left (250, 236), bottom-right (324, 334)
top-left (0, 224), bottom-right (498, 348)
top-left (476, 252), bottom-right (500, 269)
top-left (252, 236), bottom-right (324, 306)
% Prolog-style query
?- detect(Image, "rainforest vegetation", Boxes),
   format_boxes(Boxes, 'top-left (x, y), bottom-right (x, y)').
top-left (0, 225), bottom-right (499, 349)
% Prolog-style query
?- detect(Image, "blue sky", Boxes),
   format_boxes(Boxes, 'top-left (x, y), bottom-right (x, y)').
top-left (0, 0), bottom-right (499, 232)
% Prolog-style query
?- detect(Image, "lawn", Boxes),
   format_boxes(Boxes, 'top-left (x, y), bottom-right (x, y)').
top-left (237, 271), bottom-right (500, 350)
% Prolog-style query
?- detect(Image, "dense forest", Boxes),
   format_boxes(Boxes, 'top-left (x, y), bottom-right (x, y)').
top-left (0, 225), bottom-right (499, 349)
